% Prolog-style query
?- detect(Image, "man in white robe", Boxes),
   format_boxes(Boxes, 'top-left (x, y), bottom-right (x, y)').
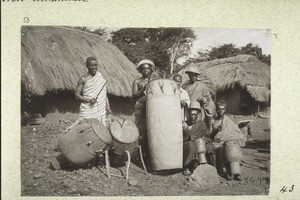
top-left (75, 57), bottom-right (110, 126)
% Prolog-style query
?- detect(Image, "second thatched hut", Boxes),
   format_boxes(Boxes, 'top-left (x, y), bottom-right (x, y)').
top-left (179, 55), bottom-right (270, 115)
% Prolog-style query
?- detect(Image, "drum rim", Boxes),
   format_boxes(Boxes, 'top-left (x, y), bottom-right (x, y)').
top-left (147, 78), bottom-right (177, 84)
top-left (110, 119), bottom-right (139, 144)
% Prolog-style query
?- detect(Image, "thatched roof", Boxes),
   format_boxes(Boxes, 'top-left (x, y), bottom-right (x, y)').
top-left (246, 85), bottom-right (270, 102)
top-left (179, 55), bottom-right (270, 102)
top-left (21, 26), bottom-right (139, 97)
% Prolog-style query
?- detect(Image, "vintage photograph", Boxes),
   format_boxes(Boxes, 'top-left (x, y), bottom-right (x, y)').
top-left (21, 26), bottom-right (271, 196)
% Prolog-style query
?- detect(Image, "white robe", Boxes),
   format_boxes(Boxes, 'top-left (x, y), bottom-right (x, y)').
top-left (79, 71), bottom-right (107, 126)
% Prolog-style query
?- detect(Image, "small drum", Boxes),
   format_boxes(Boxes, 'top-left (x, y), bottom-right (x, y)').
top-left (58, 118), bottom-right (112, 165)
top-left (109, 118), bottom-right (139, 165)
top-left (194, 138), bottom-right (207, 164)
top-left (224, 140), bottom-right (243, 175)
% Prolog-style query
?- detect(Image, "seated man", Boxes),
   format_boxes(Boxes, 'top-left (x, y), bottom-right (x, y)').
top-left (211, 100), bottom-right (246, 181)
top-left (182, 101), bottom-right (211, 176)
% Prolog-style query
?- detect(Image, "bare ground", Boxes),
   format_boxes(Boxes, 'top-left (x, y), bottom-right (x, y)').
top-left (21, 115), bottom-right (270, 196)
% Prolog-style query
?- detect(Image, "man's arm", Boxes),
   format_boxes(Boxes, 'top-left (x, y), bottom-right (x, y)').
top-left (180, 89), bottom-right (191, 107)
top-left (75, 77), bottom-right (95, 104)
top-left (132, 79), bottom-right (146, 99)
top-left (106, 97), bottom-right (111, 113)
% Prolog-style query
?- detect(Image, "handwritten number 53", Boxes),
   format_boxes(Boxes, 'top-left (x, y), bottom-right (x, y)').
top-left (23, 17), bottom-right (29, 23)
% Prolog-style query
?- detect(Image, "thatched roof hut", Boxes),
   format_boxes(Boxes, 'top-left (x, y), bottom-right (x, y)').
top-left (179, 55), bottom-right (270, 114)
top-left (21, 26), bottom-right (139, 97)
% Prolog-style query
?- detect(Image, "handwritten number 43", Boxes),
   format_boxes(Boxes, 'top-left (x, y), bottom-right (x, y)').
top-left (280, 185), bottom-right (294, 193)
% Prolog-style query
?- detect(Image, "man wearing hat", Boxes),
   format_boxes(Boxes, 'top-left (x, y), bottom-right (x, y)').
top-left (132, 59), bottom-right (158, 156)
top-left (182, 66), bottom-right (215, 132)
top-left (182, 101), bottom-right (211, 176)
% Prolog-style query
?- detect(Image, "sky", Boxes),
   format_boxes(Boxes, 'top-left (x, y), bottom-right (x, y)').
top-left (191, 28), bottom-right (271, 56)
top-left (91, 27), bottom-right (272, 57)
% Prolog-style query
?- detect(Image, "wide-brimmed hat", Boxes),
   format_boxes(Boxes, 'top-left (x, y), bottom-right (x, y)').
top-left (137, 59), bottom-right (155, 70)
top-left (187, 101), bottom-right (201, 111)
top-left (185, 67), bottom-right (201, 75)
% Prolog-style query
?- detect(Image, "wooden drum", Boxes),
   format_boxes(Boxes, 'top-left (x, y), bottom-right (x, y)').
top-left (195, 138), bottom-right (207, 164)
top-left (58, 118), bottom-right (112, 165)
top-left (109, 119), bottom-right (139, 165)
top-left (146, 79), bottom-right (183, 171)
top-left (224, 140), bottom-right (243, 175)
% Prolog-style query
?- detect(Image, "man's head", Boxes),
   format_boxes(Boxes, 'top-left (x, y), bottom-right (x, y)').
top-left (173, 74), bottom-right (182, 89)
top-left (86, 57), bottom-right (98, 76)
top-left (137, 59), bottom-right (155, 78)
top-left (187, 101), bottom-right (201, 124)
top-left (216, 100), bottom-right (226, 117)
top-left (185, 67), bottom-right (200, 84)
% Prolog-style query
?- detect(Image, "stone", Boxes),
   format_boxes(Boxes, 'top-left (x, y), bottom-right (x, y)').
top-left (128, 179), bottom-right (138, 186)
top-left (34, 173), bottom-right (43, 179)
top-left (190, 164), bottom-right (220, 185)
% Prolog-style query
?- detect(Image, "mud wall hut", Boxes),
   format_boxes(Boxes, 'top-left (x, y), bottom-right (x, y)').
top-left (21, 26), bottom-right (139, 121)
top-left (179, 55), bottom-right (270, 115)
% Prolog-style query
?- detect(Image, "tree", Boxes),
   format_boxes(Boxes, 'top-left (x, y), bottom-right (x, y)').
top-left (191, 43), bottom-right (271, 66)
top-left (208, 43), bottom-right (240, 60)
top-left (111, 28), bottom-right (196, 76)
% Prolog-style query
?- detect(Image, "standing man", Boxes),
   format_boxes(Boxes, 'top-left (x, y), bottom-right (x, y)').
top-left (75, 57), bottom-right (110, 127)
top-left (182, 66), bottom-right (215, 132)
top-left (132, 59), bottom-right (157, 156)
top-left (173, 74), bottom-right (190, 122)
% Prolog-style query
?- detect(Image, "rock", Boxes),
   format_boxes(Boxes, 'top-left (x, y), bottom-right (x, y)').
top-left (33, 182), bottom-right (39, 186)
top-left (34, 173), bottom-right (43, 179)
top-left (128, 179), bottom-right (138, 186)
top-left (190, 164), bottom-right (220, 185)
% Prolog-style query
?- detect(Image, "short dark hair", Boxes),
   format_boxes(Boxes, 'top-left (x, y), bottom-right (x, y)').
top-left (173, 74), bottom-right (182, 81)
top-left (86, 57), bottom-right (97, 66)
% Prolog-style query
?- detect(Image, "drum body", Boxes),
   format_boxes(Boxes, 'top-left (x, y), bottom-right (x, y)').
top-left (224, 140), bottom-right (243, 175)
top-left (146, 79), bottom-right (183, 171)
top-left (58, 118), bottom-right (112, 165)
top-left (109, 119), bottom-right (139, 165)
top-left (195, 138), bottom-right (207, 164)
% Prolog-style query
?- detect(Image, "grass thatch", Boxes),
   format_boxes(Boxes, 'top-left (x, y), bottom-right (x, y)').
top-left (21, 26), bottom-right (139, 97)
top-left (246, 85), bottom-right (270, 102)
top-left (179, 55), bottom-right (270, 102)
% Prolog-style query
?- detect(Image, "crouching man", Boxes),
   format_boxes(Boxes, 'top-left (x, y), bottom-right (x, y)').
top-left (211, 101), bottom-right (246, 181)
top-left (182, 101), bottom-right (213, 176)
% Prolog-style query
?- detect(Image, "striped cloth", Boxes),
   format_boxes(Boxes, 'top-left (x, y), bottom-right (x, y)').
top-left (79, 71), bottom-right (107, 126)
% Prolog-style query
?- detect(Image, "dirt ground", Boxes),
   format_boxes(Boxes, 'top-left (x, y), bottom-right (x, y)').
top-left (21, 115), bottom-right (270, 196)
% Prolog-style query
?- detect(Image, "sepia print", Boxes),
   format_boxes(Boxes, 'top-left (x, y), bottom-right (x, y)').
top-left (21, 26), bottom-right (271, 196)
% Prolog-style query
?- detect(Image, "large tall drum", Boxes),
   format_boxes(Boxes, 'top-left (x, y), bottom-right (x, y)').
top-left (146, 79), bottom-right (183, 171)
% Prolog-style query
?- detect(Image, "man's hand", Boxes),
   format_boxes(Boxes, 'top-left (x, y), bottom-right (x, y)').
top-left (180, 100), bottom-right (186, 107)
top-left (197, 97), bottom-right (208, 106)
top-left (89, 98), bottom-right (97, 106)
top-left (217, 125), bottom-right (222, 132)
top-left (191, 135), bottom-right (196, 141)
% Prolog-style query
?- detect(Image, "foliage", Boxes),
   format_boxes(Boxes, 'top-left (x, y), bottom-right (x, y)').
top-left (111, 28), bottom-right (196, 76)
top-left (189, 43), bottom-right (271, 66)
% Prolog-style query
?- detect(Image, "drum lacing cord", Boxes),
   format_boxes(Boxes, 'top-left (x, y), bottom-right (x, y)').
top-left (77, 125), bottom-right (109, 157)
top-left (107, 110), bottom-right (126, 128)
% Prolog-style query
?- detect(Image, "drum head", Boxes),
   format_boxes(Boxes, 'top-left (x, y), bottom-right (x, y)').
top-left (88, 118), bottom-right (112, 144)
top-left (110, 119), bottom-right (139, 143)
